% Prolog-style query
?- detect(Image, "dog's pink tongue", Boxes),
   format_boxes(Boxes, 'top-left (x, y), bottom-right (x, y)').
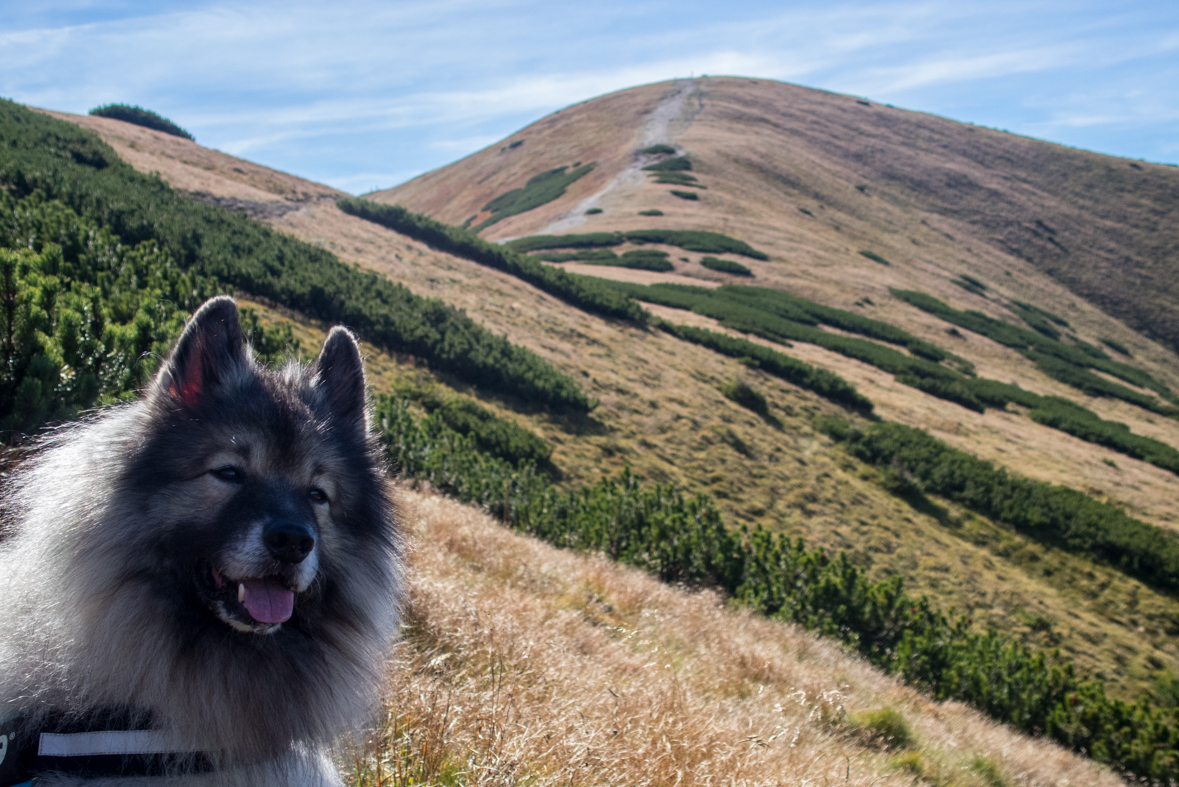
top-left (241, 579), bottom-right (294, 624)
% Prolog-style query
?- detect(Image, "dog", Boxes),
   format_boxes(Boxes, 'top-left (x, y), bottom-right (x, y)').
top-left (0, 297), bottom-right (403, 786)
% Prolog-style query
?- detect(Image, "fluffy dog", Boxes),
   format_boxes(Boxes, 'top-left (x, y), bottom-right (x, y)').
top-left (0, 297), bottom-right (403, 786)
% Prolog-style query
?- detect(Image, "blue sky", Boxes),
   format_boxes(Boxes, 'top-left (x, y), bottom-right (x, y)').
top-left (2, 1), bottom-right (1177, 194)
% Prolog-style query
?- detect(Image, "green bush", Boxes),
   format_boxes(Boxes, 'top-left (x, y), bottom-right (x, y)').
top-left (0, 230), bottom-right (208, 433)
top-left (670, 190), bottom-right (699, 201)
top-left (642, 156), bottom-right (692, 172)
top-left (642, 143), bottom-right (676, 155)
top-left (960, 274), bottom-right (987, 291)
top-left (473, 163), bottom-right (596, 231)
top-left (533, 249), bottom-right (618, 262)
top-left (849, 708), bottom-right (914, 749)
top-left (638, 209), bottom-right (663, 216)
top-left (1102, 337), bottom-right (1131, 356)
top-left (700, 257), bottom-right (752, 276)
top-left (1009, 302), bottom-right (1061, 339)
top-left (508, 230), bottom-right (767, 260)
top-left (720, 380), bottom-right (771, 418)
top-left (952, 277), bottom-right (987, 297)
top-left (573, 250), bottom-right (673, 272)
top-left (0, 100), bottom-right (593, 414)
top-left (336, 198), bottom-right (647, 328)
top-left (652, 172), bottom-right (703, 187)
top-left (416, 388), bottom-right (552, 466)
top-left (507, 233), bottom-right (625, 252)
top-left (859, 250), bottom-right (890, 265)
top-left (623, 229), bottom-right (768, 260)
top-left (1012, 299), bottom-right (1068, 326)
top-left (89, 103), bottom-right (193, 140)
top-left (962, 378), bottom-right (1042, 409)
top-left (619, 250), bottom-right (673, 271)
top-left (585, 207), bottom-right (603, 215)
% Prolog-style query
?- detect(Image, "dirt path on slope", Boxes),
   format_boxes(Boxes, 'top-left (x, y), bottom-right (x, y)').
top-left (539, 79), bottom-right (701, 234)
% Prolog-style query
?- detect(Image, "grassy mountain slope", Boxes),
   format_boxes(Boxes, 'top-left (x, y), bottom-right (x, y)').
top-left (357, 486), bottom-right (1124, 787)
top-left (375, 77), bottom-right (1179, 358)
top-left (45, 84), bottom-right (1179, 708)
top-left (368, 78), bottom-right (1179, 533)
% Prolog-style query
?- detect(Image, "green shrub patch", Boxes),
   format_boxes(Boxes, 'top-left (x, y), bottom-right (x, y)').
top-left (638, 209), bottom-right (664, 216)
top-left (573, 250), bottom-right (673, 272)
top-left (642, 143), bottom-right (676, 155)
top-left (652, 172), bottom-right (702, 187)
top-left (507, 233), bottom-right (626, 252)
top-left (623, 229), bottom-right (768, 260)
top-left (1027, 397), bottom-right (1179, 474)
top-left (510, 230), bottom-right (768, 260)
top-left (642, 155), bottom-right (692, 172)
top-left (472, 162), bottom-right (596, 231)
top-left (700, 257), bottom-right (752, 276)
top-left (951, 277), bottom-right (987, 297)
top-left (891, 289), bottom-right (1178, 411)
top-left (1102, 338), bottom-right (1132, 356)
top-left (534, 249), bottom-right (619, 262)
top-left (415, 388), bottom-right (552, 466)
top-left (671, 190), bottom-right (699, 201)
top-left (827, 419), bottom-right (1179, 596)
top-left (619, 250), bottom-right (673, 271)
top-left (720, 380), bottom-right (772, 419)
top-left (1009, 301), bottom-right (1062, 339)
top-left (859, 250), bottom-right (890, 265)
top-left (89, 103), bottom-right (193, 140)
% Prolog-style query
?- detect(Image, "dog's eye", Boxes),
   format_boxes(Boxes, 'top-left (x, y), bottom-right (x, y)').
top-left (213, 466), bottom-right (244, 483)
top-left (309, 487), bottom-right (329, 504)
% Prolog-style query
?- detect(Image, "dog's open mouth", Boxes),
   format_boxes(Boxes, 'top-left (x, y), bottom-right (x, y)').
top-left (199, 562), bottom-right (296, 634)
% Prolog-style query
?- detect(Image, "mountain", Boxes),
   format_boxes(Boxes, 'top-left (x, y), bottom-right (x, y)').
top-left (45, 78), bottom-right (1179, 699)
top-left (22, 77), bottom-right (1179, 783)
top-left (375, 76), bottom-right (1179, 355)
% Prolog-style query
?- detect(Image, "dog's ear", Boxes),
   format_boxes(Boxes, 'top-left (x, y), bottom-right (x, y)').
top-left (313, 326), bottom-right (367, 434)
top-left (156, 296), bottom-right (249, 408)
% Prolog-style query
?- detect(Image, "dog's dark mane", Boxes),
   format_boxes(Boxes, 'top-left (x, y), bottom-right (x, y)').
top-left (0, 299), bottom-right (403, 779)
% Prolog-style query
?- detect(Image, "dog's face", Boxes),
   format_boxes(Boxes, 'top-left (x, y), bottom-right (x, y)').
top-left (189, 424), bottom-right (332, 635)
top-left (118, 297), bottom-right (390, 639)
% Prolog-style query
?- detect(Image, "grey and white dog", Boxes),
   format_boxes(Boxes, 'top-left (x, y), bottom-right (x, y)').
top-left (0, 297), bottom-right (403, 786)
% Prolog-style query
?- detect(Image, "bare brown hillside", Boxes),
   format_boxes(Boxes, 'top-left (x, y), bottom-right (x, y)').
top-left (45, 90), bottom-right (1179, 700)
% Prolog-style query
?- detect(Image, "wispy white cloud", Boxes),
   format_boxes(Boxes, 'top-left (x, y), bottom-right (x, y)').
top-left (2, 0), bottom-right (1177, 188)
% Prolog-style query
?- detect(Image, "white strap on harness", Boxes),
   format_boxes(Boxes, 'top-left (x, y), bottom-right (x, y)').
top-left (38, 730), bottom-right (194, 757)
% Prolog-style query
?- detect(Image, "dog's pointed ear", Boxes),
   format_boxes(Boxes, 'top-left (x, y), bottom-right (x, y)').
top-left (156, 296), bottom-right (249, 408)
top-left (314, 326), bottom-right (367, 433)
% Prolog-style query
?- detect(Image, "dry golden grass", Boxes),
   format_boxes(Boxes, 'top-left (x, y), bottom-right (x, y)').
top-left (347, 488), bottom-right (1127, 787)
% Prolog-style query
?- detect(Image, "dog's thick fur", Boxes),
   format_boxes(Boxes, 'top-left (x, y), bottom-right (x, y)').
top-left (0, 298), bottom-right (403, 785)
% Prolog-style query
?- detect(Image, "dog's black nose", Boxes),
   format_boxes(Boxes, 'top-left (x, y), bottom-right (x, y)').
top-left (263, 521), bottom-right (315, 564)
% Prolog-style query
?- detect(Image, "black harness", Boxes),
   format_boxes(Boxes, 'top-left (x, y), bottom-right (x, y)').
top-left (0, 708), bottom-right (213, 785)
